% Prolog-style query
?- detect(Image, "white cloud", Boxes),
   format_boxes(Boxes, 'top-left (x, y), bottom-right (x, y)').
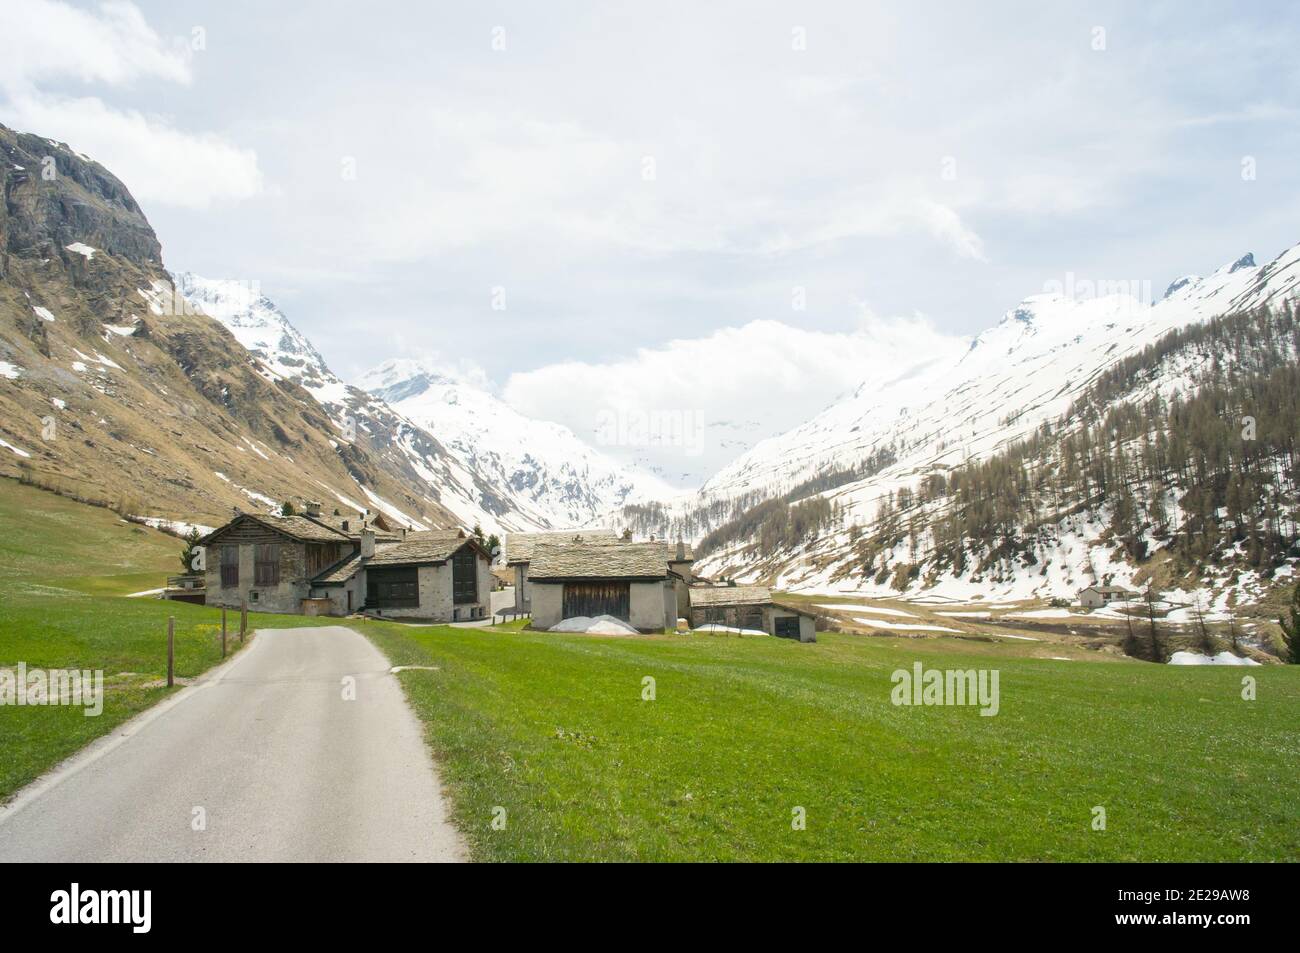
top-left (5, 93), bottom-right (264, 208)
top-left (501, 316), bottom-right (966, 483)
top-left (0, 0), bottom-right (191, 89)
top-left (0, 0), bottom-right (262, 209)
top-left (919, 201), bottom-right (987, 262)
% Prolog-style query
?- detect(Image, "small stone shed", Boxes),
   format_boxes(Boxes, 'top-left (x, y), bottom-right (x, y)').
top-left (688, 585), bottom-right (817, 642)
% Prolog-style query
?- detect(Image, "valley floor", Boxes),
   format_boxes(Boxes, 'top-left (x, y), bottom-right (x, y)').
top-left (1, 480), bottom-right (1296, 861)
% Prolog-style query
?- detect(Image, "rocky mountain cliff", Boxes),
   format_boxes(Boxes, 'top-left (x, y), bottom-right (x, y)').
top-left (0, 123), bottom-right (471, 533)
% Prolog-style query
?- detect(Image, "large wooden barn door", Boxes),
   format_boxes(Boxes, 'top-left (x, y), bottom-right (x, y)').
top-left (563, 581), bottom-right (630, 620)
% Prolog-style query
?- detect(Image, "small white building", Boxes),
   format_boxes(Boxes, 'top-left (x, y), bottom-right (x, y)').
top-left (1078, 585), bottom-right (1138, 609)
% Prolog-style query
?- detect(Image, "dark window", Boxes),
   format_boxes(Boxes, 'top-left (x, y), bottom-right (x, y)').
top-left (368, 567), bottom-right (420, 608)
top-left (254, 544), bottom-right (280, 586)
top-left (220, 545), bottom-right (239, 588)
top-left (774, 616), bottom-right (801, 639)
top-left (452, 547), bottom-right (478, 605)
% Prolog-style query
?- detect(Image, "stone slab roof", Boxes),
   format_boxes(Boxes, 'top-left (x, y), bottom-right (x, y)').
top-left (366, 530), bottom-right (484, 567)
top-left (527, 541), bottom-right (669, 581)
top-left (688, 585), bottom-right (773, 607)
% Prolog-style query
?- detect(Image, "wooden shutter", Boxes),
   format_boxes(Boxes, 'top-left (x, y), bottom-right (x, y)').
top-left (221, 545), bottom-right (239, 588)
top-left (254, 543), bottom-right (280, 585)
top-left (452, 547), bottom-right (477, 604)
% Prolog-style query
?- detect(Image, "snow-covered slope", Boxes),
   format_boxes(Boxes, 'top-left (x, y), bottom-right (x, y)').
top-left (358, 358), bottom-right (677, 529)
top-left (691, 241), bottom-right (1300, 596)
top-left (701, 245), bottom-right (1299, 507)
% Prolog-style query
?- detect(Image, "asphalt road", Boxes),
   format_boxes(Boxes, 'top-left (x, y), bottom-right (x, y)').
top-left (0, 626), bottom-right (466, 862)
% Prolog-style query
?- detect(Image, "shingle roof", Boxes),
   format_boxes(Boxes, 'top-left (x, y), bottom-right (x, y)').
top-left (313, 550), bottom-right (364, 585)
top-left (689, 585), bottom-right (773, 607)
top-left (365, 530), bottom-right (481, 567)
top-left (505, 529), bottom-right (617, 565)
top-left (527, 541), bottom-right (670, 580)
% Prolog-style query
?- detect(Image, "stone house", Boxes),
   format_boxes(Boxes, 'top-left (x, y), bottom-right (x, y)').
top-left (200, 512), bottom-right (358, 614)
top-left (347, 529), bottom-right (492, 621)
top-left (199, 509), bottom-right (491, 622)
top-left (688, 584), bottom-right (817, 642)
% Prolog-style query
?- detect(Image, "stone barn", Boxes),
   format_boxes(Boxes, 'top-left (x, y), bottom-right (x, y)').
top-left (504, 529), bottom-right (617, 615)
top-left (527, 541), bottom-right (676, 632)
top-left (688, 585), bottom-right (816, 642)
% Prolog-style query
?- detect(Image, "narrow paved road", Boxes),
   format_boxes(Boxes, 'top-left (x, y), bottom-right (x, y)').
top-left (0, 627), bottom-right (466, 862)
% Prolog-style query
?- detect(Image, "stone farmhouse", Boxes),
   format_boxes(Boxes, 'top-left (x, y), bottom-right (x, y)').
top-left (199, 502), bottom-right (491, 622)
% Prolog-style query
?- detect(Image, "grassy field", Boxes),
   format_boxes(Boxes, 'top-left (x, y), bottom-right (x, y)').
top-left (3, 478), bottom-right (1297, 861)
top-left (0, 479), bottom-right (327, 798)
top-left (363, 618), bottom-right (1300, 862)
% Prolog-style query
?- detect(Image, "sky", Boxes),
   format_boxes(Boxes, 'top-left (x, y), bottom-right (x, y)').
top-left (3, 0), bottom-right (1300, 485)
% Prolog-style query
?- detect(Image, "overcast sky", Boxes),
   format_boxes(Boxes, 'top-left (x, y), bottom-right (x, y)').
top-left (3, 1), bottom-right (1299, 485)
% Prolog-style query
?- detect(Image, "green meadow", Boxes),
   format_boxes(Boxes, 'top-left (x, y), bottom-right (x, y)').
top-left (2, 478), bottom-right (1297, 861)
top-left (0, 479), bottom-right (327, 797)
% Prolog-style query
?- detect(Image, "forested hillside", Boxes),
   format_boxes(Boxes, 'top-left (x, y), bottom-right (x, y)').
top-left (703, 304), bottom-right (1300, 607)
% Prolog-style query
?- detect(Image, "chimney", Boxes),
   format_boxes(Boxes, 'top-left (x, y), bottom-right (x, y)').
top-left (304, 500), bottom-right (322, 516)
top-left (361, 529), bottom-right (376, 559)
top-left (675, 540), bottom-right (686, 561)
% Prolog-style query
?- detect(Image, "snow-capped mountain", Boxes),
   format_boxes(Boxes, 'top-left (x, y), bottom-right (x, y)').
top-left (171, 274), bottom-right (559, 533)
top-left (357, 358), bottom-right (677, 529)
top-left (172, 275), bottom-right (672, 532)
top-left (699, 245), bottom-right (1299, 508)
top-left (688, 240), bottom-right (1300, 599)
top-left (172, 273), bottom-right (335, 389)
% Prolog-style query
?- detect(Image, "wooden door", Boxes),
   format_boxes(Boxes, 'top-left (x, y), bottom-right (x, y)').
top-left (563, 581), bottom-right (630, 620)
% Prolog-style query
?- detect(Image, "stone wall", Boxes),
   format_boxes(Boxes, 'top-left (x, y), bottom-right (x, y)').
top-left (205, 541), bottom-right (309, 614)
top-left (531, 582), bottom-right (563, 629)
top-left (629, 580), bottom-right (671, 631)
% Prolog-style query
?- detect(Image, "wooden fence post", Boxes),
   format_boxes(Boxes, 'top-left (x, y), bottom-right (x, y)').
top-left (240, 602), bottom-right (247, 642)
top-left (167, 616), bottom-right (175, 688)
top-left (221, 607), bottom-right (227, 658)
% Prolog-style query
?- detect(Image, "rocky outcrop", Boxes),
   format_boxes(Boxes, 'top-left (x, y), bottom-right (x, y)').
top-left (0, 123), bottom-right (465, 532)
